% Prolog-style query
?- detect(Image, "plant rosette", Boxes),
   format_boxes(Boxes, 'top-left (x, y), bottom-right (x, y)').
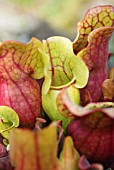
top-left (41, 36), bottom-right (89, 130)
top-left (0, 4), bottom-right (113, 170)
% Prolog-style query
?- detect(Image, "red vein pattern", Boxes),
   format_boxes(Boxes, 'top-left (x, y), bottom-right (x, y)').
top-left (44, 37), bottom-right (74, 87)
top-left (10, 126), bottom-right (61, 170)
top-left (0, 38), bottom-right (43, 128)
top-left (56, 88), bottom-right (114, 163)
top-left (78, 27), bottom-right (114, 104)
top-left (73, 5), bottom-right (114, 54)
top-left (68, 115), bottom-right (114, 163)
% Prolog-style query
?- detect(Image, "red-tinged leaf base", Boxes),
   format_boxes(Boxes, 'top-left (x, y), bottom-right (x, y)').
top-left (57, 87), bottom-right (114, 164)
top-left (0, 38), bottom-right (44, 128)
top-left (0, 76), bottom-right (41, 128)
top-left (68, 112), bottom-right (114, 164)
top-left (77, 27), bottom-right (114, 104)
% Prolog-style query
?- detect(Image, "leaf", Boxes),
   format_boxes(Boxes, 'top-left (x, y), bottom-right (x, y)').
top-left (60, 136), bottom-right (80, 170)
top-left (9, 123), bottom-right (62, 170)
top-left (57, 87), bottom-right (114, 163)
top-left (0, 106), bottom-right (19, 139)
top-left (0, 38), bottom-right (45, 128)
top-left (78, 155), bottom-right (103, 170)
top-left (0, 38), bottom-right (48, 79)
top-left (42, 85), bottom-right (80, 130)
top-left (73, 5), bottom-right (114, 54)
top-left (42, 76), bottom-right (51, 95)
top-left (57, 86), bottom-right (91, 119)
top-left (73, 6), bottom-right (114, 103)
top-left (102, 79), bottom-right (114, 101)
top-left (42, 89), bottom-right (71, 130)
top-left (85, 102), bottom-right (114, 109)
top-left (77, 27), bottom-right (114, 104)
top-left (42, 36), bottom-right (89, 94)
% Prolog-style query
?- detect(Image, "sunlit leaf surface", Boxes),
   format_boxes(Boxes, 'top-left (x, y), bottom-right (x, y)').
top-left (77, 27), bottom-right (114, 104)
top-left (73, 5), bottom-right (114, 54)
top-left (0, 38), bottom-right (44, 127)
top-left (42, 89), bottom-right (71, 130)
top-left (42, 85), bottom-right (80, 130)
top-left (42, 36), bottom-right (89, 94)
top-left (0, 106), bottom-right (19, 139)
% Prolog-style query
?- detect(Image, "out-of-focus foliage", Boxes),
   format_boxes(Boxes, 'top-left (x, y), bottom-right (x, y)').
top-left (11, 0), bottom-right (33, 5)
top-left (2, 0), bottom-right (114, 39)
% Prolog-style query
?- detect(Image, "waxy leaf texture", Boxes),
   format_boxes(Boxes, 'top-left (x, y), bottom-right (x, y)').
top-left (42, 36), bottom-right (89, 130)
top-left (42, 89), bottom-right (71, 130)
top-left (0, 38), bottom-right (43, 128)
top-left (0, 106), bottom-right (19, 139)
top-left (42, 85), bottom-right (80, 130)
top-left (73, 5), bottom-right (114, 54)
top-left (57, 88), bottom-right (114, 163)
top-left (42, 36), bottom-right (89, 94)
top-left (78, 27), bottom-right (114, 104)
top-left (10, 122), bottom-right (85, 170)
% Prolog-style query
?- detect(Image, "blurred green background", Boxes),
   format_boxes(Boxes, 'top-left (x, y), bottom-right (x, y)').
top-left (0, 0), bottom-right (114, 42)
